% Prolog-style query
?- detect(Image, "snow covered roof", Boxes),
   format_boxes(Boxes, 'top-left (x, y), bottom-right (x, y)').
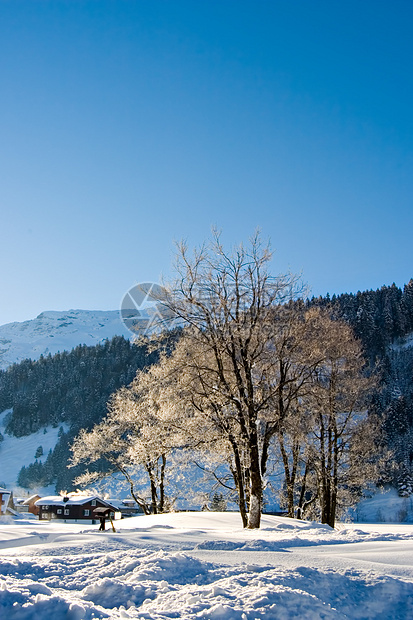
top-left (105, 498), bottom-right (140, 510)
top-left (14, 495), bottom-right (41, 505)
top-left (35, 495), bottom-right (116, 508)
top-left (35, 497), bottom-right (68, 507)
top-left (22, 494), bottom-right (41, 505)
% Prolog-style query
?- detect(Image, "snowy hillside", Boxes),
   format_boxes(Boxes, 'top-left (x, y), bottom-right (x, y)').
top-left (0, 310), bottom-right (132, 369)
top-left (0, 409), bottom-right (68, 491)
top-left (353, 487), bottom-right (413, 524)
top-left (1, 512), bottom-right (413, 618)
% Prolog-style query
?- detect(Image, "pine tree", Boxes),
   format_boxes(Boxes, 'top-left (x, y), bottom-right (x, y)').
top-left (210, 492), bottom-right (227, 511)
top-left (397, 464), bottom-right (413, 497)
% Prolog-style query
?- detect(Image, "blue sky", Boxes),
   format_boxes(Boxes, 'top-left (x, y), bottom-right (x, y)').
top-left (1, 1), bottom-right (412, 325)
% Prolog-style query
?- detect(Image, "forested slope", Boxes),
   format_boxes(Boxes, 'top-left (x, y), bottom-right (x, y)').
top-left (310, 280), bottom-right (413, 362)
top-left (310, 279), bottom-right (413, 493)
top-left (0, 336), bottom-right (158, 490)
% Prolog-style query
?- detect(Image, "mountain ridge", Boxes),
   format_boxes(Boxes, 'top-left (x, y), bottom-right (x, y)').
top-left (0, 309), bottom-right (132, 369)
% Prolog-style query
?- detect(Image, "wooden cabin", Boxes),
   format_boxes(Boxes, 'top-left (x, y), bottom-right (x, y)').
top-left (34, 494), bottom-right (121, 524)
top-left (14, 494), bottom-right (41, 515)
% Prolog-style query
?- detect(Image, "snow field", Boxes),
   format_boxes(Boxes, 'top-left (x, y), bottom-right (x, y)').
top-left (0, 411), bottom-right (69, 491)
top-left (1, 513), bottom-right (413, 619)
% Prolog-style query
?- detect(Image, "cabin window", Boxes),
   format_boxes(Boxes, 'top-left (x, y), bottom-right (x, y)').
top-left (43, 505), bottom-right (49, 509)
top-left (91, 500), bottom-right (96, 506)
top-left (84, 509), bottom-right (90, 516)
top-left (64, 509), bottom-right (70, 515)
top-left (57, 509), bottom-right (62, 514)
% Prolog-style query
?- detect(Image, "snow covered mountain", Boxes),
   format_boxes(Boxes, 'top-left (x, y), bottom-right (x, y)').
top-left (0, 310), bottom-right (132, 369)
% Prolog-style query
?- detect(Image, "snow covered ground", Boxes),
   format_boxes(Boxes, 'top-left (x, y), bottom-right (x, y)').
top-left (1, 512), bottom-right (413, 619)
top-left (353, 488), bottom-right (413, 524)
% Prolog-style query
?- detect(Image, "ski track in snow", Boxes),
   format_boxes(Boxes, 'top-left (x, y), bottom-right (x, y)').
top-left (1, 513), bottom-right (413, 619)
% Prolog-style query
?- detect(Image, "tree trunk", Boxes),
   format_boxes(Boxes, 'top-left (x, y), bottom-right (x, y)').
top-left (296, 460), bottom-right (310, 519)
top-left (159, 453), bottom-right (166, 513)
top-left (321, 476), bottom-right (330, 525)
top-left (247, 428), bottom-right (262, 528)
top-left (329, 431), bottom-right (339, 528)
top-left (279, 433), bottom-right (294, 517)
top-left (146, 463), bottom-right (158, 514)
top-left (229, 436), bottom-right (248, 527)
top-left (248, 491), bottom-right (261, 529)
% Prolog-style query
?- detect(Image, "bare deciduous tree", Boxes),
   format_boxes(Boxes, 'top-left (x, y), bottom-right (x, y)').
top-left (71, 233), bottom-right (381, 530)
top-left (308, 313), bottom-right (379, 527)
top-left (154, 234), bottom-right (380, 528)
top-left (155, 232), bottom-right (306, 528)
top-left (70, 361), bottom-right (182, 514)
top-left (275, 309), bottom-right (380, 527)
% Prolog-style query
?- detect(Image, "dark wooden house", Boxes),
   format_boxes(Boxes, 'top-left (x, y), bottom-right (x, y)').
top-left (35, 494), bottom-right (120, 524)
